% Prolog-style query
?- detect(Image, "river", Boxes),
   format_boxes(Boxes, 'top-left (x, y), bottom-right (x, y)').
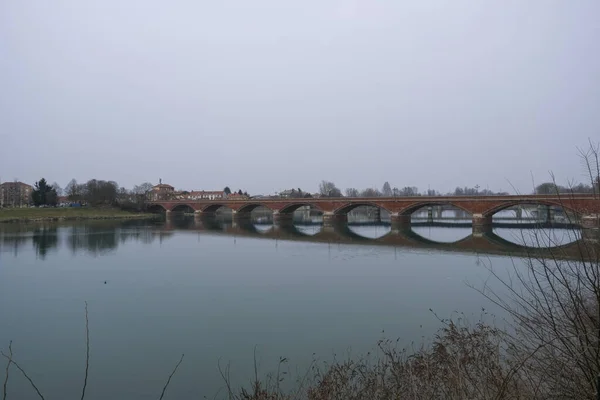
top-left (0, 218), bottom-right (582, 399)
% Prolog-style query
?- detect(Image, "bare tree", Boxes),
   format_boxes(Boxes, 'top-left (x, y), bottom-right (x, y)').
top-left (382, 181), bottom-right (392, 197)
top-left (65, 179), bottom-right (82, 203)
top-left (474, 140), bottom-right (600, 399)
top-left (319, 181), bottom-right (342, 197)
top-left (51, 182), bottom-right (63, 197)
top-left (397, 186), bottom-right (419, 196)
top-left (360, 188), bottom-right (381, 197)
top-left (345, 188), bottom-right (359, 198)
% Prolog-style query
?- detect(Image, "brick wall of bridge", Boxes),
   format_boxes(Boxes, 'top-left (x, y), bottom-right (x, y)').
top-left (153, 195), bottom-right (599, 220)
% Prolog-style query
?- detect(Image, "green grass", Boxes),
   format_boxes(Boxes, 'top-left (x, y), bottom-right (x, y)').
top-left (0, 207), bottom-right (154, 222)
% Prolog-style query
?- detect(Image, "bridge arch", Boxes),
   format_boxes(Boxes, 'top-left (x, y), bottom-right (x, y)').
top-left (482, 200), bottom-right (578, 219)
top-left (278, 203), bottom-right (324, 214)
top-left (201, 204), bottom-right (235, 213)
top-left (170, 204), bottom-right (196, 213)
top-left (398, 201), bottom-right (472, 216)
top-left (237, 203), bottom-right (273, 214)
top-left (147, 204), bottom-right (167, 213)
top-left (333, 202), bottom-right (391, 215)
top-left (407, 226), bottom-right (473, 245)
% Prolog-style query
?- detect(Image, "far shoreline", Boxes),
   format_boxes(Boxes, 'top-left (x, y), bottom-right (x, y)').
top-left (0, 207), bottom-right (159, 224)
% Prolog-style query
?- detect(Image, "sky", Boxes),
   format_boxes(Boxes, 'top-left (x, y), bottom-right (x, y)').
top-left (1, 0), bottom-right (599, 195)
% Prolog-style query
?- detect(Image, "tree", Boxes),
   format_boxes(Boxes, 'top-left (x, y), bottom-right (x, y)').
top-left (65, 179), bottom-right (83, 203)
top-left (51, 182), bottom-right (63, 197)
top-left (132, 182), bottom-right (153, 196)
top-left (535, 182), bottom-right (558, 194)
top-left (319, 181), bottom-right (342, 197)
top-left (224, 186), bottom-right (232, 195)
top-left (360, 188), bottom-right (381, 197)
top-left (382, 181), bottom-right (392, 197)
top-left (345, 188), bottom-right (360, 198)
top-left (32, 178), bottom-right (58, 206)
top-left (82, 179), bottom-right (118, 206)
top-left (474, 141), bottom-right (600, 399)
top-left (398, 186), bottom-right (419, 197)
top-left (238, 189), bottom-right (243, 195)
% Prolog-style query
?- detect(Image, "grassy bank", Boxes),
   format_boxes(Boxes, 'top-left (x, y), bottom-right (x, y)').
top-left (0, 207), bottom-right (156, 223)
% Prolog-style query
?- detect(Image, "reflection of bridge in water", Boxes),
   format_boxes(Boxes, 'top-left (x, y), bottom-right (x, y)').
top-left (163, 216), bottom-right (598, 261)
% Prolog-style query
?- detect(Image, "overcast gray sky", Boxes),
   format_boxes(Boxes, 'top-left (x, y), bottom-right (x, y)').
top-left (1, 0), bottom-right (599, 195)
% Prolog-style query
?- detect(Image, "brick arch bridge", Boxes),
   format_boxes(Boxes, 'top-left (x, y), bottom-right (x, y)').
top-left (160, 216), bottom-right (595, 261)
top-left (149, 194), bottom-right (600, 230)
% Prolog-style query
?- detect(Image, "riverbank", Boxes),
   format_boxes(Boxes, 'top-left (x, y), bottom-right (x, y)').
top-left (0, 207), bottom-right (157, 223)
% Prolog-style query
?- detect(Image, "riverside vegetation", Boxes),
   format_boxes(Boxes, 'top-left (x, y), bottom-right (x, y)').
top-left (0, 207), bottom-right (155, 223)
top-left (2, 143), bottom-right (600, 399)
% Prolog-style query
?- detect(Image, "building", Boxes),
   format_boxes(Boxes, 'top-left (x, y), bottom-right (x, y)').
top-left (228, 192), bottom-right (249, 200)
top-left (184, 190), bottom-right (226, 200)
top-left (0, 181), bottom-right (33, 208)
top-left (150, 180), bottom-right (175, 201)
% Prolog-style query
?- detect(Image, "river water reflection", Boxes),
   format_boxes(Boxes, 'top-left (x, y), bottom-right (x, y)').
top-left (0, 218), bottom-right (583, 399)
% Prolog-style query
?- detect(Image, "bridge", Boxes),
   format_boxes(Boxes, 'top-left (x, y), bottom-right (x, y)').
top-left (157, 217), bottom-right (597, 262)
top-left (149, 194), bottom-right (600, 233)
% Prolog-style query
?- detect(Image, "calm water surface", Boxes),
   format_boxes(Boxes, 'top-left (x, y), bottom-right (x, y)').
top-left (0, 219), bottom-right (575, 399)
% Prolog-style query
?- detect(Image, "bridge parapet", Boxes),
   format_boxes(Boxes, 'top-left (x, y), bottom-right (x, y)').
top-left (149, 194), bottom-right (599, 229)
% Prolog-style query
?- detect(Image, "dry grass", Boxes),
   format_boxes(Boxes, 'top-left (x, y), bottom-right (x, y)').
top-left (0, 207), bottom-right (152, 222)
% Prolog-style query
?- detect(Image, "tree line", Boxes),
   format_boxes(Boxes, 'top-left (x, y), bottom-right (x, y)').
top-left (28, 178), bottom-right (151, 210)
top-left (534, 180), bottom-right (599, 195)
top-left (26, 177), bottom-right (600, 209)
top-left (29, 179), bottom-right (253, 211)
top-left (316, 179), bottom-right (599, 198)
top-left (317, 180), bottom-right (511, 198)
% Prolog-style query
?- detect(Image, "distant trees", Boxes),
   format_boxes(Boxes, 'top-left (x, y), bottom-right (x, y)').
top-left (382, 182), bottom-right (392, 197)
top-left (534, 181), bottom-right (598, 195)
top-left (360, 188), bottom-right (381, 197)
top-left (65, 179), bottom-right (83, 203)
top-left (319, 181), bottom-right (342, 197)
top-left (132, 182), bottom-right (154, 208)
top-left (51, 182), bottom-right (63, 197)
top-left (397, 186), bottom-right (419, 197)
top-left (224, 186), bottom-right (232, 195)
top-left (64, 179), bottom-right (120, 206)
top-left (279, 188), bottom-right (310, 198)
top-left (32, 178), bottom-right (58, 206)
top-left (345, 188), bottom-right (359, 197)
top-left (82, 180), bottom-right (119, 206)
top-left (452, 186), bottom-right (508, 196)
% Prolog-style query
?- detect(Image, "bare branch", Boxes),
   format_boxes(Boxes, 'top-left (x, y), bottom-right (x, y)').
top-left (0, 352), bottom-right (45, 400)
top-left (2, 341), bottom-right (12, 400)
top-left (80, 301), bottom-right (90, 400)
top-left (158, 353), bottom-right (184, 400)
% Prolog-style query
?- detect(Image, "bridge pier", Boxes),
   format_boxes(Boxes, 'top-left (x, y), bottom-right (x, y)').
top-left (232, 210), bottom-right (252, 222)
top-left (581, 228), bottom-right (600, 244)
top-left (581, 214), bottom-right (600, 244)
top-left (323, 212), bottom-right (347, 226)
top-left (581, 214), bottom-right (600, 230)
top-left (390, 213), bottom-right (411, 232)
top-left (194, 210), bottom-right (216, 219)
top-left (273, 211), bottom-right (294, 226)
top-left (472, 214), bottom-right (493, 237)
